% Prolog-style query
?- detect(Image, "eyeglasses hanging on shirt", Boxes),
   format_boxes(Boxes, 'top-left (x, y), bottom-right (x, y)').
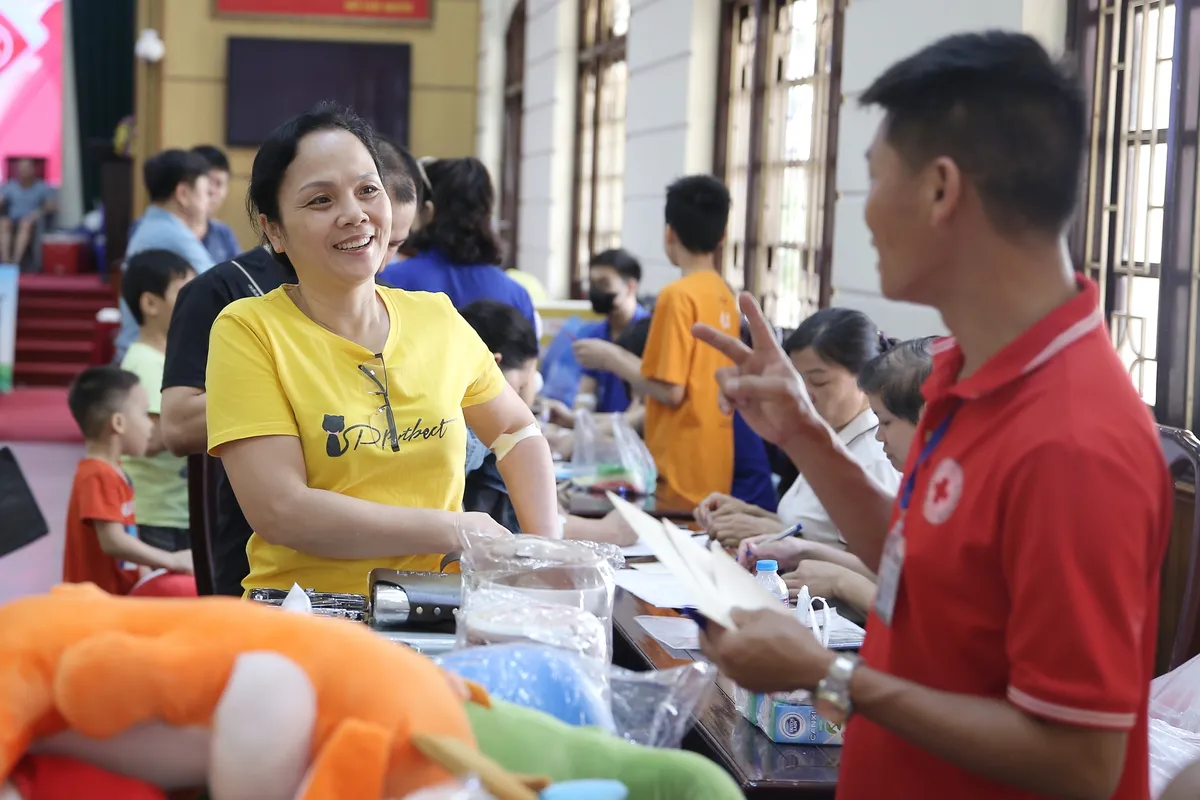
top-left (360, 354), bottom-right (401, 452)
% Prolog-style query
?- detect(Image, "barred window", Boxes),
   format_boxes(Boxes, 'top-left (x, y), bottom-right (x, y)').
top-left (715, 0), bottom-right (842, 327)
top-left (572, 0), bottom-right (629, 292)
top-left (498, 0), bottom-right (526, 268)
top-left (1075, 0), bottom-right (1175, 409)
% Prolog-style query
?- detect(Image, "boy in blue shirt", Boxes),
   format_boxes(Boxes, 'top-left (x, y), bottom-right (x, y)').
top-left (573, 249), bottom-right (649, 414)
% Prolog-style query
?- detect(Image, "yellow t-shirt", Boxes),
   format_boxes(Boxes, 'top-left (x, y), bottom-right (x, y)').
top-left (206, 285), bottom-right (507, 595)
top-left (641, 270), bottom-right (739, 505)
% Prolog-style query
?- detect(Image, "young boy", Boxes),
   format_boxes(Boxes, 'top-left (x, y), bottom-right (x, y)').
top-left (573, 176), bottom-right (739, 504)
top-left (120, 249), bottom-right (195, 553)
top-left (65, 366), bottom-right (194, 594)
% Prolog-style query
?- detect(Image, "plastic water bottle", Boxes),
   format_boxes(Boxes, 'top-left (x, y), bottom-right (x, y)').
top-left (754, 560), bottom-right (790, 609)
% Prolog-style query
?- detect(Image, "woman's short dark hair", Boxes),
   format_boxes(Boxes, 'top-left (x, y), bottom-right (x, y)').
top-left (782, 307), bottom-right (889, 375)
top-left (246, 102), bottom-right (382, 279)
top-left (460, 300), bottom-right (539, 370)
top-left (857, 336), bottom-right (936, 424)
top-left (406, 157), bottom-right (503, 266)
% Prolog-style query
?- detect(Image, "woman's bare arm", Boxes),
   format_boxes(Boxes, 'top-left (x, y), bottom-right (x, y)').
top-left (218, 435), bottom-right (468, 557)
top-left (465, 385), bottom-right (560, 537)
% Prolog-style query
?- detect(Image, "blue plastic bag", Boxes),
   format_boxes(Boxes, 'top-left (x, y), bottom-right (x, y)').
top-left (540, 317), bottom-right (590, 406)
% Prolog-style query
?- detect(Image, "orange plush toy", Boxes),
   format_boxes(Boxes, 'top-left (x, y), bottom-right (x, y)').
top-left (0, 583), bottom-right (541, 800)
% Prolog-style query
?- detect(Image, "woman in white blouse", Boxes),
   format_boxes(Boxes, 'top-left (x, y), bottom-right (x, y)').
top-left (696, 308), bottom-right (901, 549)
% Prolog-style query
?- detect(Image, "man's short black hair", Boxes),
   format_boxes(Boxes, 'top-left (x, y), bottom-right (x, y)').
top-left (144, 149), bottom-right (212, 204)
top-left (122, 249), bottom-right (194, 325)
top-left (589, 248), bottom-right (642, 283)
top-left (860, 31), bottom-right (1085, 236)
top-left (191, 144), bottom-right (230, 173)
top-left (857, 336), bottom-right (937, 425)
top-left (68, 366), bottom-right (140, 440)
top-left (664, 175), bottom-right (731, 254)
top-left (460, 300), bottom-right (539, 371)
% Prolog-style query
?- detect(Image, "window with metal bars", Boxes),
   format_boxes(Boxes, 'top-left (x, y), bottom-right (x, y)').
top-left (498, 1), bottom-right (526, 269)
top-left (1073, 0), bottom-right (1176, 410)
top-left (714, 0), bottom-right (842, 328)
top-left (571, 0), bottom-right (629, 295)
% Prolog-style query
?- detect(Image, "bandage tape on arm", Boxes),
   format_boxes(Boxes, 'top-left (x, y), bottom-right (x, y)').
top-left (490, 422), bottom-right (544, 462)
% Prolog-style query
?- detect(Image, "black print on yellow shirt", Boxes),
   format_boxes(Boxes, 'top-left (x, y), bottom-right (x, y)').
top-left (322, 414), bottom-right (457, 457)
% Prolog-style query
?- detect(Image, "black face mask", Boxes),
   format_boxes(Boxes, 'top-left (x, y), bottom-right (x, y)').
top-left (589, 288), bottom-right (619, 315)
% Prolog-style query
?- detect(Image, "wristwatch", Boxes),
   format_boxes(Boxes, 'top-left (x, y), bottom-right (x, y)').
top-left (814, 653), bottom-right (861, 725)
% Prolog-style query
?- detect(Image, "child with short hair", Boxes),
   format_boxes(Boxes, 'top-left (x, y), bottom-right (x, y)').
top-left (120, 249), bottom-right (195, 552)
top-left (65, 365), bottom-right (194, 594)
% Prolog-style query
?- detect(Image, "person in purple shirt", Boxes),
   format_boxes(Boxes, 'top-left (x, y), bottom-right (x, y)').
top-left (377, 157), bottom-right (535, 327)
top-left (573, 249), bottom-right (648, 414)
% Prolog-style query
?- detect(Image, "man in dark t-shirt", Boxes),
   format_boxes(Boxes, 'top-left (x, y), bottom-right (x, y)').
top-left (160, 245), bottom-right (285, 596)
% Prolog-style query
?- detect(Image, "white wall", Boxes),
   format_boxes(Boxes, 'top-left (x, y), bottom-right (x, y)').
top-left (478, 0), bottom-right (1070, 326)
top-left (621, 0), bottom-right (720, 293)
top-left (831, 0), bottom-right (1068, 338)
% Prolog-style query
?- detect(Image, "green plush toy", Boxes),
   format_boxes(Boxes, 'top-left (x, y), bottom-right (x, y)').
top-left (467, 699), bottom-right (744, 800)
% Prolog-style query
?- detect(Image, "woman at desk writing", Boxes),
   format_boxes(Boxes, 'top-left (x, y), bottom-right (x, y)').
top-left (205, 105), bottom-right (558, 596)
top-left (696, 308), bottom-right (901, 550)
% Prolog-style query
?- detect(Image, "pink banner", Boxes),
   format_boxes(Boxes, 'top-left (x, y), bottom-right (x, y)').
top-left (0, 0), bottom-right (62, 184)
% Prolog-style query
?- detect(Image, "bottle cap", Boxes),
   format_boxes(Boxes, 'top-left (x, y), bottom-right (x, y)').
top-left (755, 559), bottom-right (778, 572)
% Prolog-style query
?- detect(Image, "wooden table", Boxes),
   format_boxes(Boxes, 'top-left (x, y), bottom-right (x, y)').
top-left (566, 487), bottom-right (696, 522)
top-left (612, 589), bottom-right (839, 798)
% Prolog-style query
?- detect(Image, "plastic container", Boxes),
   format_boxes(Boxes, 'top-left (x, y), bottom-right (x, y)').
top-left (754, 559), bottom-right (790, 610)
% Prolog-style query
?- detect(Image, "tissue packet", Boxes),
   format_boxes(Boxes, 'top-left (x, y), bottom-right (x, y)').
top-left (739, 688), bottom-right (845, 746)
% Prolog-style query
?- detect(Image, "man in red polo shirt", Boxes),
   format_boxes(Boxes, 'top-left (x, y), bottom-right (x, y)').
top-left (694, 31), bottom-right (1171, 800)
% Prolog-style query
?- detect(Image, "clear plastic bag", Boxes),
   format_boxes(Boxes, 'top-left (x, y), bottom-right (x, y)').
top-left (1149, 652), bottom-right (1200, 797)
top-left (570, 411), bottom-right (656, 496)
top-left (438, 643), bottom-right (714, 749)
top-left (457, 536), bottom-right (617, 662)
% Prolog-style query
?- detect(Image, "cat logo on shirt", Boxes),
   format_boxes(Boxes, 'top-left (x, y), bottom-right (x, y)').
top-left (320, 413), bottom-right (457, 457)
top-left (719, 311), bottom-right (733, 331)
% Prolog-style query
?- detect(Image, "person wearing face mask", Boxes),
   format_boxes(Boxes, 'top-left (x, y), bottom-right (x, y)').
top-left (695, 308), bottom-right (901, 549)
top-left (571, 249), bottom-right (648, 414)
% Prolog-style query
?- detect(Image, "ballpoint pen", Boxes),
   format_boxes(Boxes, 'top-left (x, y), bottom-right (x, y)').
top-left (757, 522), bottom-right (803, 546)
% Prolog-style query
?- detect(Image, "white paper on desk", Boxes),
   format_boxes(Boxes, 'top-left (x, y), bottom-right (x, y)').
top-left (635, 615), bottom-right (701, 651)
top-left (608, 492), bottom-right (790, 630)
top-left (620, 532), bottom-right (708, 559)
top-left (614, 570), bottom-right (698, 609)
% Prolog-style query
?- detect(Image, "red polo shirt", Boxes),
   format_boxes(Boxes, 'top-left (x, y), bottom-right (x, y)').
top-left (838, 276), bottom-right (1171, 800)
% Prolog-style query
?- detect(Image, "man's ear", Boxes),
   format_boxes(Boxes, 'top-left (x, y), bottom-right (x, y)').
top-left (493, 352), bottom-right (503, 367)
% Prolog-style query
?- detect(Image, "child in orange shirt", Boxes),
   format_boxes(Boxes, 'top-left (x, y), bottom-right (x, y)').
top-left (572, 176), bottom-right (739, 504)
top-left (64, 366), bottom-right (194, 594)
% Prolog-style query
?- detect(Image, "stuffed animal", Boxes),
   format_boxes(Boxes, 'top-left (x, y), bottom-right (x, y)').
top-left (0, 583), bottom-right (544, 800)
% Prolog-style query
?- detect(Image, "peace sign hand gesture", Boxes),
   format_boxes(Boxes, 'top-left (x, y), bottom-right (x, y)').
top-left (692, 292), bottom-right (826, 450)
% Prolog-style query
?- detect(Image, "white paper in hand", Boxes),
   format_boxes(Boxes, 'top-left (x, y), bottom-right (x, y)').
top-left (607, 492), bottom-right (789, 630)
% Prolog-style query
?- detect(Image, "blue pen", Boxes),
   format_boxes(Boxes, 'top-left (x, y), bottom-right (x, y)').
top-left (758, 522), bottom-right (803, 546)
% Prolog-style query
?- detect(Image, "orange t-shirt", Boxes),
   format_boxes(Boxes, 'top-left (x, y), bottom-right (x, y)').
top-left (63, 458), bottom-right (138, 595)
top-left (641, 269), bottom-right (739, 504)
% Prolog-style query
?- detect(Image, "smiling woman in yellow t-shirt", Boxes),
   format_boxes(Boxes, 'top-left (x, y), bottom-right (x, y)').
top-left (205, 104), bottom-right (559, 595)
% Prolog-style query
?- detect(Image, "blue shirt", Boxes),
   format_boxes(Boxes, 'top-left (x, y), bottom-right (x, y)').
top-left (730, 412), bottom-right (778, 512)
top-left (202, 219), bottom-right (241, 263)
top-left (378, 249), bottom-right (537, 328)
top-left (115, 206), bottom-right (215, 362)
top-left (578, 306), bottom-right (650, 413)
top-left (1, 180), bottom-right (54, 220)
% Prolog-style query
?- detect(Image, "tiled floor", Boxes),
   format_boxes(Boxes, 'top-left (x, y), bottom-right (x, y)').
top-left (0, 441), bottom-right (80, 605)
